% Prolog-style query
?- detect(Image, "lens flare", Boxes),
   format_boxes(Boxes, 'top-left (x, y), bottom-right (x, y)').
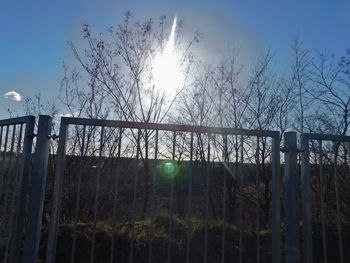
top-left (152, 16), bottom-right (183, 98)
top-left (159, 160), bottom-right (179, 178)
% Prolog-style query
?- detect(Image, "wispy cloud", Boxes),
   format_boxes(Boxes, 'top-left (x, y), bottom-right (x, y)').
top-left (4, 91), bottom-right (22, 101)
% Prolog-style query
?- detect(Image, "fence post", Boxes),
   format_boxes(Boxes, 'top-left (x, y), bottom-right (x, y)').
top-left (46, 117), bottom-right (68, 263)
top-left (284, 132), bottom-right (300, 263)
top-left (300, 134), bottom-right (313, 263)
top-left (21, 115), bottom-right (52, 263)
top-left (271, 135), bottom-right (281, 263)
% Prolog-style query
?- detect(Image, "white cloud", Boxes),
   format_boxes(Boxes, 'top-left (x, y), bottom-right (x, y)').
top-left (4, 91), bottom-right (22, 102)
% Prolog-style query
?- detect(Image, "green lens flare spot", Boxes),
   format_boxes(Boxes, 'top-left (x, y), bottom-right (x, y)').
top-left (159, 160), bottom-right (179, 178)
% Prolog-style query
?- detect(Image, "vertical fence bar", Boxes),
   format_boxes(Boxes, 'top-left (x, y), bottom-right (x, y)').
top-left (300, 134), bottom-right (313, 263)
top-left (0, 125), bottom-right (7, 259)
top-left (13, 124), bottom-right (24, 182)
top-left (3, 125), bottom-right (17, 262)
top-left (0, 125), bottom-right (2, 222)
top-left (0, 125), bottom-right (9, 200)
top-left (185, 132), bottom-right (194, 263)
top-left (203, 133), bottom-right (210, 263)
top-left (318, 140), bottom-right (328, 263)
top-left (10, 117), bottom-right (35, 263)
top-left (333, 142), bottom-right (343, 263)
top-left (129, 129), bottom-right (141, 263)
top-left (21, 115), bottom-right (52, 263)
top-left (284, 132), bottom-right (300, 263)
top-left (0, 125), bottom-right (3, 154)
top-left (239, 135), bottom-right (244, 263)
top-left (167, 131), bottom-right (176, 263)
top-left (7, 124), bottom-right (23, 258)
top-left (7, 124), bottom-right (23, 263)
top-left (0, 125), bottom-right (3, 184)
top-left (3, 124), bottom-right (16, 208)
top-left (148, 130), bottom-right (158, 263)
top-left (0, 125), bottom-right (2, 224)
top-left (271, 134), bottom-right (281, 263)
top-left (255, 136), bottom-right (261, 263)
top-left (90, 126), bottom-right (105, 263)
top-left (144, 130), bottom-right (149, 220)
top-left (71, 125), bottom-right (86, 263)
top-left (348, 142), bottom-right (350, 197)
top-left (46, 118), bottom-right (69, 263)
top-left (111, 128), bottom-right (123, 263)
top-left (221, 134), bottom-right (227, 263)
top-left (3, 125), bottom-right (16, 262)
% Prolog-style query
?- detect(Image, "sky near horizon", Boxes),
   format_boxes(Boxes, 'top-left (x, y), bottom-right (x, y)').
top-left (1, 0), bottom-right (349, 117)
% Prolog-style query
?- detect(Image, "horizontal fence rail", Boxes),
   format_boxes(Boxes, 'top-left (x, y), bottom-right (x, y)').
top-left (44, 117), bottom-right (281, 263)
top-left (0, 116), bottom-right (35, 263)
top-left (57, 117), bottom-right (280, 137)
top-left (301, 133), bottom-right (350, 263)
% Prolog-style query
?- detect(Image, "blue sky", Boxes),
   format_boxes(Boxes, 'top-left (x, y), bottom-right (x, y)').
top-left (1, 0), bottom-right (349, 117)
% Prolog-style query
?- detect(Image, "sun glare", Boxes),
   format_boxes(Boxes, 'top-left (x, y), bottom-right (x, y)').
top-left (152, 16), bottom-right (184, 98)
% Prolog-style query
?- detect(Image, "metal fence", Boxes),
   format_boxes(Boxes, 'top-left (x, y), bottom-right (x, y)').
top-left (0, 115), bottom-right (52, 263)
top-left (45, 117), bottom-right (281, 263)
top-left (0, 115), bottom-right (349, 263)
top-left (300, 133), bottom-right (350, 263)
top-left (0, 116), bottom-right (35, 263)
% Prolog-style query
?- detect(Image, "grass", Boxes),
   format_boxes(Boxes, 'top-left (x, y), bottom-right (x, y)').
top-left (37, 213), bottom-right (273, 263)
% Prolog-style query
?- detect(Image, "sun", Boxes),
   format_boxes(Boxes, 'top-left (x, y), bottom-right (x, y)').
top-left (152, 16), bottom-right (184, 98)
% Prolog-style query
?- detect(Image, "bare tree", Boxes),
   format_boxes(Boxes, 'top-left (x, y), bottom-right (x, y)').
top-left (308, 50), bottom-right (350, 135)
top-left (65, 12), bottom-right (198, 125)
top-left (290, 38), bottom-right (312, 133)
